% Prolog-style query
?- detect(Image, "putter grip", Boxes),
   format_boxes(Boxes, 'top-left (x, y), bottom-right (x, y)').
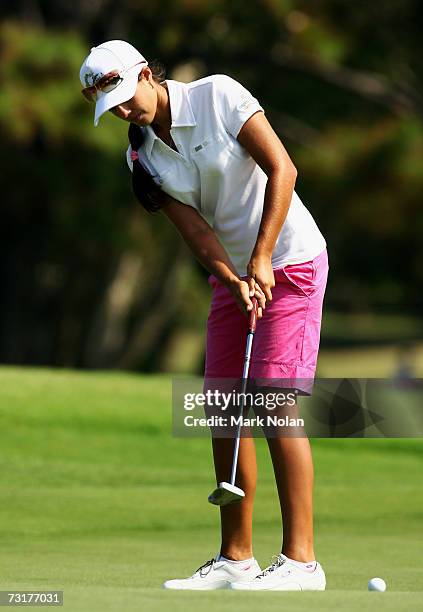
top-left (249, 297), bottom-right (258, 333)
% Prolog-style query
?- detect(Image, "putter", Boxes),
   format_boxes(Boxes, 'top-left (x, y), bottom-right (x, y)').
top-left (208, 297), bottom-right (258, 506)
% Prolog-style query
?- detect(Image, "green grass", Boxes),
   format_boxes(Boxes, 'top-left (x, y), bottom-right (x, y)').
top-left (0, 366), bottom-right (422, 611)
top-left (318, 343), bottom-right (423, 377)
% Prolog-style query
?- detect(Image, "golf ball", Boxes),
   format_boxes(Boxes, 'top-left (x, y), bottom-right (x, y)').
top-left (368, 577), bottom-right (386, 592)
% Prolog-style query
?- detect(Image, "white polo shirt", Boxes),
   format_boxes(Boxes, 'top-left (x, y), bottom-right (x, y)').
top-left (126, 74), bottom-right (326, 276)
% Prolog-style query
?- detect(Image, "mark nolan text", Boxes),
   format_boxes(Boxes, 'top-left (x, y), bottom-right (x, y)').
top-left (184, 415), bottom-right (305, 427)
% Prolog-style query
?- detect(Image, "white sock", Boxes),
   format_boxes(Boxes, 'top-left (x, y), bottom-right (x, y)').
top-left (285, 556), bottom-right (317, 572)
top-left (217, 553), bottom-right (254, 566)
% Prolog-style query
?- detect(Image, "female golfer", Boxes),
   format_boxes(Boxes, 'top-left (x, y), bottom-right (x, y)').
top-left (80, 40), bottom-right (328, 591)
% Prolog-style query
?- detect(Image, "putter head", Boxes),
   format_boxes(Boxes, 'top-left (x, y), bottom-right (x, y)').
top-left (208, 482), bottom-right (245, 506)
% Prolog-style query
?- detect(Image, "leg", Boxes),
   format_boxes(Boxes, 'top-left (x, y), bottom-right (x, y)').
top-left (266, 433), bottom-right (315, 561)
top-left (211, 435), bottom-right (257, 560)
top-left (253, 387), bottom-right (315, 562)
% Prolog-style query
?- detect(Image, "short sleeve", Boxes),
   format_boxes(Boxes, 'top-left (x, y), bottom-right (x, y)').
top-left (213, 75), bottom-right (264, 139)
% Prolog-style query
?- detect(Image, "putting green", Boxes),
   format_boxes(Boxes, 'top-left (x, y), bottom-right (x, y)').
top-left (0, 367), bottom-right (421, 611)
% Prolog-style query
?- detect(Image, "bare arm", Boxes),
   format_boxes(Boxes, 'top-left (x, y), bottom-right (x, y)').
top-left (237, 111), bottom-right (298, 301)
top-left (162, 199), bottom-right (265, 316)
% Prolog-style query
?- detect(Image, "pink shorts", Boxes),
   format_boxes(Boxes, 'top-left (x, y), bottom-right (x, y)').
top-left (205, 248), bottom-right (329, 394)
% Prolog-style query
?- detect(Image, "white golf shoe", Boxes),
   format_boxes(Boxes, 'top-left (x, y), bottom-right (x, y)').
top-left (163, 555), bottom-right (261, 590)
top-left (230, 553), bottom-right (326, 591)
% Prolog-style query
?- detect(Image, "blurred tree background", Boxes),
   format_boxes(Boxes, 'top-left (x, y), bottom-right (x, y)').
top-left (1, 0), bottom-right (422, 374)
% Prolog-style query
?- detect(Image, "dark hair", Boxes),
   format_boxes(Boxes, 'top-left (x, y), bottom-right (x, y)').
top-left (148, 59), bottom-right (166, 83)
top-left (128, 123), bottom-right (170, 213)
top-left (127, 59), bottom-right (170, 213)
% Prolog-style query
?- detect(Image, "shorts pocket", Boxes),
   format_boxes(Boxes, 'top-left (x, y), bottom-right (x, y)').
top-left (280, 261), bottom-right (317, 297)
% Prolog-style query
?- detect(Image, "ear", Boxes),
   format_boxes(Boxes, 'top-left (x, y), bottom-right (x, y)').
top-left (138, 65), bottom-right (153, 83)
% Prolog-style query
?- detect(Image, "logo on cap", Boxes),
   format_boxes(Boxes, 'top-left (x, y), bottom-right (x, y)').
top-left (84, 71), bottom-right (102, 87)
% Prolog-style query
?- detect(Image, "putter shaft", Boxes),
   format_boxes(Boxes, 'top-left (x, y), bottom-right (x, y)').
top-left (229, 299), bottom-right (258, 486)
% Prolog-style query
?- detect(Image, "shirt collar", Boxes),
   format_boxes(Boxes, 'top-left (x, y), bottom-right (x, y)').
top-left (143, 79), bottom-right (196, 158)
top-left (166, 79), bottom-right (197, 128)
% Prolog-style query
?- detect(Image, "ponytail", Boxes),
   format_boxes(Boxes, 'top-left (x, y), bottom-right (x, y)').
top-left (128, 122), bottom-right (170, 213)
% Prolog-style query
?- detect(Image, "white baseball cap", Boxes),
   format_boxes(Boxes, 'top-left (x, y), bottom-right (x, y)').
top-left (79, 40), bottom-right (147, 126)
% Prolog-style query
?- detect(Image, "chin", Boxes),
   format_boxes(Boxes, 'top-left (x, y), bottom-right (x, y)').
top-left (133, 112), bottom-right (151, 127)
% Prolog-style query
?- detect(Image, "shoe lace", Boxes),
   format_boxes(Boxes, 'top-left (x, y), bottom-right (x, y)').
top-left (256, 554), bottom-right (286, 579)
top-left (194, 558), bottom-right (216, 578)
